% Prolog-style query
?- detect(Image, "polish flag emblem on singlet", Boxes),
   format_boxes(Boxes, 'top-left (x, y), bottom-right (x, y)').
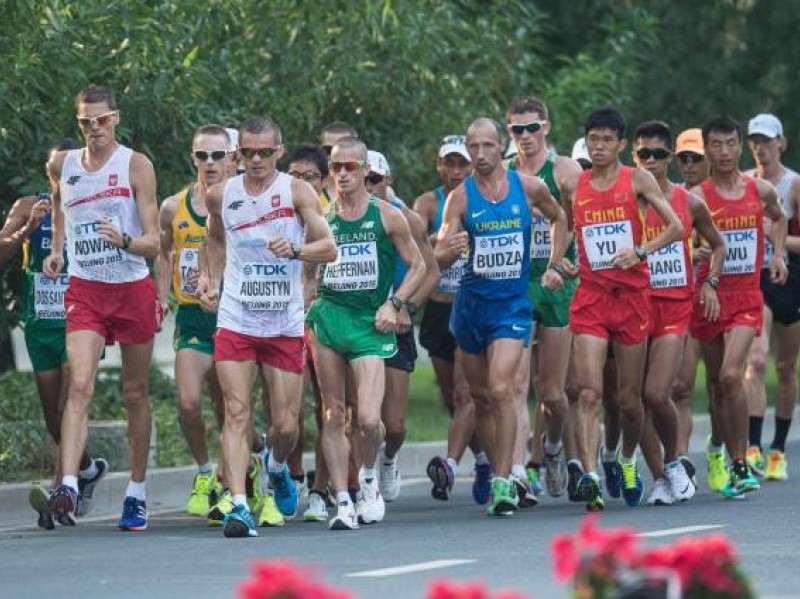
top-left (108, 174), bottom-right (118, 186)
top-left (272, 194), bottom-right (281, 207)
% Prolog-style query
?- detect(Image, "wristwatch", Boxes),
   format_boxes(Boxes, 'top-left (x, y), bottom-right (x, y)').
top-left (389, 295), bottom-right (404, 311)
top-left (705, 275), bottom-right (720, 289)
top-left (291, 244), bottom-right (302, 259)
top-left (634, 246), bottom-right (647, 261)
top-left (404, 300), bottom-right (418, 316)
top-left (122, 233), bottom-right (132, 249)
top-left (548, 262), bottom-right (566, 277)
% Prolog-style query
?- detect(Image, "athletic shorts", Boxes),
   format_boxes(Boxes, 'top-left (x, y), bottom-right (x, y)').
top-left (570, 284), bottom-right (651, 345)
top-left (214, 328), bottom-right (304, 374)
top-left (173, 304), bottom-right (217, 355)
top-left (450, 291), bottom-right (532, 355)
top-left (761, 266), bottom-right (800, 326)
top-left (419, 299), bottom-right (456, 362)
top-left (650, 297), bottom-right (693, 339)
top-left (23, 324), bottom-right (67, 372)
top-left (690, 288), bottom-right (763, 342)
top-left (385, 330), bottom-right (418, 372)
top-left (529, 275), bottom-right (578, 328)
top-left (306, 299), bottom-right (397, 362)
top-left (65, 276), bottom-right (157, 345)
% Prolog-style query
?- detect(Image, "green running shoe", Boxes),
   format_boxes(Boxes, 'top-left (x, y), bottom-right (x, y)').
top-left (208, 490), bottom-right (234, 527)
top-left (246, 455), bottom-right (265, 515)
top-left (486, 477), bottom-right (518, 516)
top-left (707, 442), bottom-right (729, 492)
top-left (187, 471), bottom-right (216, 517)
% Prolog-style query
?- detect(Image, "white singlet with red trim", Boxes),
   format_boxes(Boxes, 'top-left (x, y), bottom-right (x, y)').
top-left (60, 145), bottom-right (149, 283)
top-left (217, 173), bottom-right (305, 338)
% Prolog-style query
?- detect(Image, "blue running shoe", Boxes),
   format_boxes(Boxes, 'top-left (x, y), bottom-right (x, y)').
top-left (620, 458), bottom-right (644, 507)
top-left (49, 484), bottom-right (78, 526)
top-left (223, 503), bottom-right (258, 538)
top-left (269, 466), bottom-right (299, 518)
top-left (118, 496), bottom-right (148, 531)
top-left (602, 459), bottom-right (622, 498)
top-left (472, 462), bottom-right (492, 505)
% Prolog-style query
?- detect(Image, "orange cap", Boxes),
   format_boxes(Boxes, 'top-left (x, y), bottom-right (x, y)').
top-left (675, 128), bottom-right (704, 155)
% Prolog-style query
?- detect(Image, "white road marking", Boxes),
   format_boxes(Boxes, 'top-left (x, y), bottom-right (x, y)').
top-left (638, 524), bottom-right (725, 538)
top-left (346, 559), bottom-right (476, 578)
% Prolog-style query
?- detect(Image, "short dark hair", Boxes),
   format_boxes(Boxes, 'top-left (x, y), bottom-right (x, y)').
top-left (506, 96), bottom-right (549, 121)
top-left (239, 116), bottom-right (282, 145)
top-left (321, 121), bottom-right (359, 139)
top-left (633, 120), bottom-right (672, 149)
top-left (193, 124), bottom-right (230, 144)
top-left (288, 145), bottom-right (329, 179)
top-left (702, 116), bottom-right (741, 144)
top-left (332, 136), bottom-right (367, 161)
top-left (467, 117), bottom-right (507, 148)
top-left (50, 138), bottom-right (80, 153)
top-left (75, 85), bottom-right (117, 110)
top-left (584, 107), bottom-right (626, 139)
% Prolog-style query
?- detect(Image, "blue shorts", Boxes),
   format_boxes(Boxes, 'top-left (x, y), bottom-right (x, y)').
top-left (450, 291), bottom-right (532, 354)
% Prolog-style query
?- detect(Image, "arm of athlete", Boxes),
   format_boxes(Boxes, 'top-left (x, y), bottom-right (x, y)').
top-left (376, 202), bottom-right (425, 333)
top-left (786, 177), bottom-right (800, 256)
top-left (197, 184), bottom-right (225, 314)
top-left (43, 152), bottom-right (66, 278)
top-left (412, 190), bottom-right (439, 246)
top-left (689, 191), bottom-right (725, 321)
top-left (758, 178), bottom-right (788, 284)
top-left (0, 197), bottom-right (43, 267)
top-left (523, 174), bottom-right (567, 291)
top-left (433, 186), bottom-right (468, 270)
top-left (154, 195), bottom-right (177, 313)
top-left (555, 156), bottom-right (581, 270)
top-left (396, 207), bottom-right (440, 332)
top-left (613, 169), bottom-right (683, 269)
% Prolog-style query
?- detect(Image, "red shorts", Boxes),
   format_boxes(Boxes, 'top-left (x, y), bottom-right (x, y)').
top-left (214, 328), bottom-right (305, 374)
top-left (570, 284), bottom-right (651, 345)
top-left (650, 297), bottom-right (693, 339)
top-left (65, 276), bottom-right (157, 345)
top-left (690, 288), bottom-right (763, 342)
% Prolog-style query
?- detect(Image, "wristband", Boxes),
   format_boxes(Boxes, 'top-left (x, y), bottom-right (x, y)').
top-left (634, 246), bottom-right (647, 261)
top-left (548, 262), bottom-right (566, 277)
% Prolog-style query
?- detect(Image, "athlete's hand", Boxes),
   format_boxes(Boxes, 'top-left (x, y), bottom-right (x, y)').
top-left (396, 306), bottom-right (412, 334)
top-left (693, 245), bottom-right (712, 264)
top-left (561, 257), bottom-right (579, 278)
top-left (375, 302), bottom-right (397, 333)
top-left (43, 254), bottom-right (64, 279)
top-left (155, 301), bottom-right (167, 332)
top-left (24, 199), bottom-right (51, 235)
top-left (197, 274), bottom-right (220, 313)
top-left (445, 231), bottom-right (469, 256)
top-left (611, 248), bottom-right (641, 270)
top-left (541, 268), bottom-right (564, 292)
top-left (699, 283), bottom-right (720, 322)
top-left (769, 255), bottom-right (789, 285)
top-left (267, 236), bottom-right (294, 260)
top-left (96, 218), bottom-right (124, 247)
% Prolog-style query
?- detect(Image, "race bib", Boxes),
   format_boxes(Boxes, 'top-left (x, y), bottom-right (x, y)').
top-left (323, 241), bottom-right (379, 292)
top-left (238, 262), bottom-right (292, 311)
top-left (438, 255), bottom-right (466, 294)
top-left (647, 242), bottom-right (687, 289)
top-left (530, 215), bottom-right (550, 260)
top-left (72, 216), bottom-right (123, 270)
top-left (581, 220), bottom-right (633, 271)
top-left (473, 232), bottom-right (524, 280)
top-left (33, 273), bottom-right (68, 319)
top-left (179, 248), bottom-right (200, 295)
top-left (722, 228), bottom-right (757, 275)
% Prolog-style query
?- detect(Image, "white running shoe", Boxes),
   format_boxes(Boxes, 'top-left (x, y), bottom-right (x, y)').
top-left (665, 460), bottom-right (696, 502)
top-left (378, 450), bottom-right (402, 502)
top-left (329, 500), bottom-right (359, 530)
top-left (303, 491), bottom-right (328, 522)
top-left (76, 457), bottom-right (109, 517)
top-left (542, 438), bottom-right (568, 498)
top-left (647, 478), bottom-right (674, 506)
top-left (356, 477), bottom-right (385, 524)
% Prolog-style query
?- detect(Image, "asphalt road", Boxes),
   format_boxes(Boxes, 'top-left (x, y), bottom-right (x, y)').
top-left (1, 442), bottom-right (798, 599)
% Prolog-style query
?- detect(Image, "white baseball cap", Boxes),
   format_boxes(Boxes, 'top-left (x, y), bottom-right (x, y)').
top-left (748, 114), bottom-right (783, 138)
top-left (438, 135), bottom-right (471, 161)
top-left (571, 137), bottom-right (590, 162)
top-left (367, 150), bottom-right (391, 176)
top-left (225, 127), bottom-right (239, 152)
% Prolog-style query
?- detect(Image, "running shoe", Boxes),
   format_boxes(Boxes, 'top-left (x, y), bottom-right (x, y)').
top-left (679, 455), bottom-right (698, 489)
top-left (720, 462), bottom-right (759, 498)
top-left (665, 460), bottom-right (695, 502)
top-left (526, 463), bottom-right (544, 496)
top-left (510, 474), bottom-right (538, 508)
top-left (76, 457), bottom-right (109, 517)
top-left (246, 455), bottom-right (265, 515)
top-left (577, 472), bottom-right (604, 512)
top-left (118, 496), bottom-right (148, 531)
top-left (258, 494), bottom-right (285, 527)
top-left (208, 490), bottom-right (233, 527)
top-left (567, 461), bottom-right (585, 502)
top-left (49, 484), bottom-right (77, 526)
top-left (186, 471), bottom-right (216, 517)
top-left (646, 478), bottom-right (674, 506)
top-left (542, 441), bottom-right (568, 498)
top-left (487, 477), bottom-right (518, 516)
top-left (223, 503), bottom-right (258, 538)
top-left (356, 476), bottom-right (385, 524)
top-left (619, 457), bottom-right (644, 507)
top-left (29, 485), bottom-right (54, 530)
top-left (706, 438), bottom-right (729, 491)
top-left (746, 446), bottom-right (765, 477)
top-left (303, 491), bottom-right (328, 522)
top-left (268, 466), bottom-right (299, 518)
top-left (378, 450), bottom-right (402, 502)
top-left (602, 459), bottom-right (622, 498)
top-left (765, 449), bottom-right (788, 481)
top-left (427, 456), bottom-right (455, 501)
top-left (329, 500), bottom-right (359, 531)
top-left (472, 462), bottom-right (492, 505)
top-left (293, 476), bottom-right (309, 505)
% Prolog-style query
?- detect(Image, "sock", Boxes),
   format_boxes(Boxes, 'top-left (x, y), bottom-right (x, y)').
top-left (62, 475), bottom-right (79, 493)
top-left (748, 416), bottom-right (764, 449)
top-left (526, 460), bottom-right (541, 471)
top-left (771, 417), bottom-right (792, 452)
top-left (267, 452), bottom-right (284, 473)
top-left (362, 466), bottom-right (377, 482)
top-left (511, 464), bottom-right (527, 479)
top-left (336, 491), bottom-right (351, 504)
top-left (619, 453), bottom-right (636, 466)
top-left (79, 459), bottom-right (98, 480)
top-left (233, 493), bottom-right (247, 507)
top-left (446, 457), bottom-right (458, 476)
top-left (544, 438), bottom-right (562, 456)
top-left (126, 480), bottom-right (146, 501)
top-left (567, 459), bottom-right (584, 471)
top-left (291, 474), bottom-right (305, 483)
top-left (601, 445), bottom-right (617, 463)
top-left (708, 439), bottom-right (724, 454)
top-left (475, 451), bottom-right (490, 466)
top-left (197, 462), bottom-right (212, 475)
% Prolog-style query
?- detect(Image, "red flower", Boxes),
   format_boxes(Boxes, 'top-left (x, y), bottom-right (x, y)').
top-left (551, 534), bottom-right (580, 582)
top-left (238, 561), bottom-right (354, 599)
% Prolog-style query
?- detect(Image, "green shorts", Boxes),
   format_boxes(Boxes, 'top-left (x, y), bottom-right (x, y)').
top-left (173, 304), bottom-right (217, 355)
top-left (306, 299), bottom-right (397, 362)
top-left (24, 324), bottom-right (67, 372)
top-left (529, 275), bottom-right (578, 328)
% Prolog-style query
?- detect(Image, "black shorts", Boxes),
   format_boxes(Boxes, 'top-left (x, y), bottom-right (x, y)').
top-left (761, 265), bottom-right (800, 326)
top-left (385, 330), bottom-right (418, 372)
top-left (419, 299), bottom-right (457, 362)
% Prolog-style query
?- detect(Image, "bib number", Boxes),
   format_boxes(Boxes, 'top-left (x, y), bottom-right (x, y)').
top-left (439, 255), bottom-right (466, 294)
top-left (722, 228), bottom-right (757, 275)
top-left (530, 216), bottom-right (550, 260)
top-left (581, 220), bottom-right (633, 271)
top-left (473, 232), bottom-right (524, 280)
top-left (33, 273), bottom-right (68, 319)
top-left (238, 262), bottom-right (292, 311)
top-left (179, 248), bottom-right (200, 295)
top-left (72, 217), bottom-right (123, 270)
top-left (647, 242), bottom-right (687, 288)
top-left (323, 242), bottom-right (379, 292)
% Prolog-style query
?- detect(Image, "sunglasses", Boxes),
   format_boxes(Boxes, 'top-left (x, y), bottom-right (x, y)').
top-left (677, 152), bottom-right (704, 165)
top-left (240, 147), bottom-right (278, 159)
top-left (635, 147), bottom-right (671, 161)
top-left (508, 121), bottom-right (545, 135)
top-left (289, 170), bottom-right (322, 182)
top-left (76, 110), bottom-right (118, 128)
top-left (366, 173), bottom-right (385, 185)
top-left (193, 150), bottom-right (229, 162)
top-left (329, 160), bottom-right (365, 173)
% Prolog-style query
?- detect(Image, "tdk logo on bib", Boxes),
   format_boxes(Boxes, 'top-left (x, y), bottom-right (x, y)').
top-left (75, 222), bottom-right (102, 235)
top-left (481, 234), bottom-right (521, 248)
top-left (585, 223), bottom-right (628, 238)
top-left (243, 264), bottom-right (288, 276)
top-left (341, 243), bottom-right (373, 256)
